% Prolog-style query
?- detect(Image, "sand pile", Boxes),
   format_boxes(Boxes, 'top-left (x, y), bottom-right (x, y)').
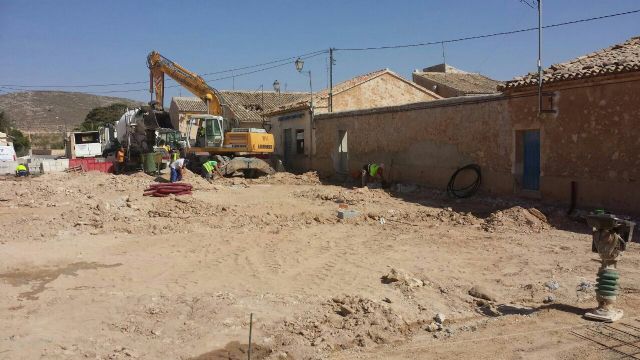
top-left (482, 206), bottom-right (550, 233)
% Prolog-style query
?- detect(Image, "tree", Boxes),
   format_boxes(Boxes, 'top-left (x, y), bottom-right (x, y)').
top-left (0, 110), bottom-right (11, 133)
top-left (0, 111), bottom-right (30, 156)
top-left (77, 103), bottom-right (130, 131)
top-left (10, 128), bottom-right (30, 156)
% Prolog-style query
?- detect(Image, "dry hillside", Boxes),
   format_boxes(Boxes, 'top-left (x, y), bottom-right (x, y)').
top-left (0, 91), bottom-right (143, 133)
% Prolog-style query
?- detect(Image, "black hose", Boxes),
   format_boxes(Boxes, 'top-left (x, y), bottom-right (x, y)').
top-left (447, 164), bottom-right (482, 198)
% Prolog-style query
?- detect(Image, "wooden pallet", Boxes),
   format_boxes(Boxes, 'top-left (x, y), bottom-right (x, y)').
top-left (65, 165), bottom-right (84, 173)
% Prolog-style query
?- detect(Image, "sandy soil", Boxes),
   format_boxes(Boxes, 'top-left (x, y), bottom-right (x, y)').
top-left (0, 171), bottom-right (639, 359)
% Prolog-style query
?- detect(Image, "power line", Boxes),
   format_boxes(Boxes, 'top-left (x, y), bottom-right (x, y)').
top-left (0, 49), bottom-right (327, 89)
top-left (334, 8), bottom-right (640, 51)
top-left (67, 51), bottom-right (328, 94)
top-left (1, 9), bottom-right (637, 92)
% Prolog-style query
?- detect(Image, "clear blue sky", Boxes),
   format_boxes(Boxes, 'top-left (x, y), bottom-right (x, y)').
top-left (0, 0), bottom-right (638, 104)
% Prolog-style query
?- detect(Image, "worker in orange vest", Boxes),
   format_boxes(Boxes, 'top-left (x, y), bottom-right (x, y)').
top-left (115, 147), bottom-right (126, 174)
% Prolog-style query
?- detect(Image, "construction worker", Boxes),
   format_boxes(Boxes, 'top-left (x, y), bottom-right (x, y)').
top-left (170, 149), bottom-right (179, 164)
top-left (170, 157), bottom-right (187, 183)
top-left (197, 126), bottom-right (205, 147)
top-left (361, 163), bottom-right (385, 187)
top-left (15, 163), bottom-right (28, 177)
top-left (201, 159), bottom-right (223, 183)
top-left (115, 146), bottom-right (126, 175)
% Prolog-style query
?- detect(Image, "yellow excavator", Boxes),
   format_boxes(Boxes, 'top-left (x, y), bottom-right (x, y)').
top-left (147, 51), bottom-right (276, 177)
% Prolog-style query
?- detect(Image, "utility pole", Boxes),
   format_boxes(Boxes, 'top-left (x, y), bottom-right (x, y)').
top-left (537, 0), bottom-right (543, 114)
top-left (329, 48), bottom-right (334, 113)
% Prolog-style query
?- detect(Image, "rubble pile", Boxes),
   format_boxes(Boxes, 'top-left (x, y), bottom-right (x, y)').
top-left (481, 206), bottom-right (550, 233)
top-left (273, 295), bottom-right (416, 353)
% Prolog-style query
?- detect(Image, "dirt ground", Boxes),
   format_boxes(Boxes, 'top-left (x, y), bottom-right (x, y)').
top-left (1, 170), bottom-right (639, 359)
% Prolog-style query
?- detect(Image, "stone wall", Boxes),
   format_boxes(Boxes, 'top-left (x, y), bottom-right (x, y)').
top-left (267, 72), bottom-right (439, 172)
top-left (313, 73), bottom-right (640, 216)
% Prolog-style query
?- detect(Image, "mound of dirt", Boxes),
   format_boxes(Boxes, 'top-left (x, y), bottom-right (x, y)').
top-left (257, 171), bottom-right (321, 185)
top-left (292, 187), bottom-right (390, 206)
top-left (482, 206), bottom-right (550, 233)
top-left (272, 295), bottom-right (417, 357)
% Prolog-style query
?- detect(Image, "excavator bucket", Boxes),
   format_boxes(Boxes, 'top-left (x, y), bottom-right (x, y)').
top-left (143, 110), bottom-right (174, 129)
top-left (220, 157), bottom-right (275, 177)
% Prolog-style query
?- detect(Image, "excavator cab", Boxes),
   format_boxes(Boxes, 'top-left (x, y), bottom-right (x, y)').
top-left (189, 115), bottom-right (224, 148)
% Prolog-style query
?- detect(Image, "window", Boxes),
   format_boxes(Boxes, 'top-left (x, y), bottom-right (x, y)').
top-left (74, 132), bottom-right (99, 144)
top-left (296, 129), bottom-right (304, 154)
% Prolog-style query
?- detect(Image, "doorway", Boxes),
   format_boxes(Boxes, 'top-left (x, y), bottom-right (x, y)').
top-left (283, 128), bottom-right (292, 166)
top-left (337, 130), bottom-right (348, 174)
top-left (522, 130), bottom-right (540, 191)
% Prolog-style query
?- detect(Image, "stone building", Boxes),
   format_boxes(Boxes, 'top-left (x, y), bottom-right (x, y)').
top-left (168, 91), bottom-right (308, 133)
top-left (264, 69), bottom-right (441, 171)
top-left (312, 36), bottom-right (640, 216)
top-left (412, 64), bottom-right (502, 98)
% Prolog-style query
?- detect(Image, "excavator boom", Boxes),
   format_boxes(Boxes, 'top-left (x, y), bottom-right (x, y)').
top-left (145, 51), bottom-right (275, 177)
top-left (147, 51), bottom-right (223, 115)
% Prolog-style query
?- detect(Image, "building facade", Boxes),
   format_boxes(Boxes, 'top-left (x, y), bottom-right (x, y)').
top-left (312, 36), bottom-right (640, 216)
top-left (265, 69), bottom-right (441, 172)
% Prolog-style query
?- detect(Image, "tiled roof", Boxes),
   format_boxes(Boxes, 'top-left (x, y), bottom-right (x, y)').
top-left (171, 97), bottom-right (208, 112)
top-left (500, 36), bottom-right (640, 90)
top-left (413, 64), bottom-right (502, 95)
top-left (266, 68), bottom-right (438, 114)
top-left (219, 91), bottom-right (309, 123)
top-left (171, 92), bottom-right (308, 123)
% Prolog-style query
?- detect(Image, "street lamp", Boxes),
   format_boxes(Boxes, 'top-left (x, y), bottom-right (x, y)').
top-left (295, 58), bottom-right (304, 72)
top-left (294, 58), bottom-right (313, 107)
top-left (273, 80), bottom-right (280, 94)
top-left (294, 58), bottom-right (313, 168)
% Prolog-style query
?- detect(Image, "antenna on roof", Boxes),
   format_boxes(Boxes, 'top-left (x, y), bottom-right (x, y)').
top-left (441, 42), bottom-right (446, 66)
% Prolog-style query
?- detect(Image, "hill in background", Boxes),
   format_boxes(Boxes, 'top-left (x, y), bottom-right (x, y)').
top-left (0, 91), bottom-right (143, 133)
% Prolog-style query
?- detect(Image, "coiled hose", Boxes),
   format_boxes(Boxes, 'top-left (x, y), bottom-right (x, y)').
top-left (447, 164), bottom-right (482, 198)
top-left (144, 183), bottom-right (193, 197)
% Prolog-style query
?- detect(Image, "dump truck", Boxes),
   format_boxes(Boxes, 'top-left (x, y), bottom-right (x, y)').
top-left (146, 51), bottom-right (276, 177)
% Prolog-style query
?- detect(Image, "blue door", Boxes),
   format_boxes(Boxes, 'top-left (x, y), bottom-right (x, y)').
top-left (523, 130), bottom-right (540, 190)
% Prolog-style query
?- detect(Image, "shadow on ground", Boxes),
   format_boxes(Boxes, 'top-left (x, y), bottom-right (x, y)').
top-left (189, 341), bottom-right (272, 360)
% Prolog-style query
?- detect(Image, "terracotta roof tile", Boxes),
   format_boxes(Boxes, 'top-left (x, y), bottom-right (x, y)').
top-left (219, 91), bottom-right (308, 123)
top-left (266, 68), bottom-right (438, 114)
top-left (171, 97), bottom-right (208, 112)
top-left (171, 92), bottom-right (309, 123)
top-left (413, 71), bottom-right (501, 95)
top-left (500, 36), bottom-right (640, 90)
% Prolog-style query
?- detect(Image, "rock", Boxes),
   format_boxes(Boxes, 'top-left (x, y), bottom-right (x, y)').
top-left (406, 277), bottom-right (424, 288)
top-left (577, 280), bottom-right (593, 292)
top-left (337, 209), bottom-right (360, 219)
top-left (527, 208), bottom-right (548, 222)
top-left (337, 305), bottom-right (354, 317)
top-left (434, 313), bottom-right (446, 324)
top-left (543, 295), bottom-right (555, 304)
top-left (96, 202), bottom-right (111, 212)
top-left (382, 268), bottom-right (424, 287)
top-left (425, 322), bottom-right (439, 332)
top-left (545, 279), bottom-right (560, 291)
top-left (468, 285), bottom-right (498, 302)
